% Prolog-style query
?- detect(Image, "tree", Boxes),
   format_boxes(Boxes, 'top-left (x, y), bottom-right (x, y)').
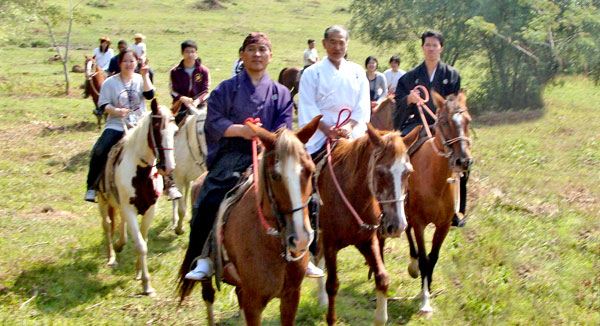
top-left (349, 0), bottom-right (600, 111)
top-left (4, 0), bottom-right (94, 95)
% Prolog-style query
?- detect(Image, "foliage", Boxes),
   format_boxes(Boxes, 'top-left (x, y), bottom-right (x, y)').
top-left (349, 0), bottom-right (600, 111)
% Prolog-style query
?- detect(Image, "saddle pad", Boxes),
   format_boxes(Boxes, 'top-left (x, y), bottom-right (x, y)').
top-left (407, 126), bottom-right (434, 157)
top-left (99, 140), bottom-right (125, 203)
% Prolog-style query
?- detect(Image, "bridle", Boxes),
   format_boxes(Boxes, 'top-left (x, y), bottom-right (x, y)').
top-left (146, 113), bottom-right (175, 171)
top-left (249, 120), bottom-right (313, 262)
top-left (86, 59), bottom-right (102, 97)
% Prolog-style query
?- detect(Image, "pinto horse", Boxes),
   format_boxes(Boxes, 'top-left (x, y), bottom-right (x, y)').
top-left (84, 56), bottom-right (106, 130)
top-left (177, 116), bottom-right (322, 326)
top-left (98, 99), bottom-right (179, 296)
top-left (370, 95), bottom-right (395, 131)
top-left (315, 123), bottom-right (420, 326)
top-left (278, 67), bottom-right (301, 105)
top-left (171, 101), bottom-right (207, 235)
top-left (392, 91), bottom-right (472, 314)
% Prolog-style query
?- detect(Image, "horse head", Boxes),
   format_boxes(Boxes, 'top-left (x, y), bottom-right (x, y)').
top-left (149, 99), bottom-right (179, 175)
top-left (246, 115), bottom-right (322, 255)
top-left (84, 55), bottom-right (97, 79)
top-left (366, 123), bottom-right (419, 238)
top-left (432, 90), bottom-right (473, 172)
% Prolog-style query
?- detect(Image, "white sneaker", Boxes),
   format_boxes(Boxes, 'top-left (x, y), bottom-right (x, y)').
top-left (306, 261), bottom-right (325, 278)
top-left (84, 189), bottom-right (97, 203)
top-left (167, 186), bottom-right (183, 201)
top-left (185, 258), bottom-right (214, 280)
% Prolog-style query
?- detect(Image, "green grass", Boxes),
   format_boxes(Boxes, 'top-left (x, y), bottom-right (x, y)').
top-left (0, 1), bottom-right (599, 325)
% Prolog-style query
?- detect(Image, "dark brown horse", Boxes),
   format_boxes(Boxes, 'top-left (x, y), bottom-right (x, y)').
top-left (84, 55), bottom-right (106, 130)
top-left (389, 91), bottom-right (472, 314)
top-left (178, 116), bottom-right (322, 326)
top-left (278, 67), bottom-right (301, 105)
top-left (315, 124), bottom-right (420, 326)
top-left (370, 95), bottom-right (395, 131)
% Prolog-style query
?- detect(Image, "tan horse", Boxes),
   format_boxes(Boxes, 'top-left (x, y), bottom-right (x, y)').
top-left (98, 99), bottom-right (179, 296)
top-left (84, 56), bottom-right (106, 130)
top-left (370, 95), bottom-right (395, 131)
top-left (391, 91), bottom-right (472, 314)
top-left (315, 124), bottom-right (420, 326)
top-left (178, 116), bottom-right (322, 325)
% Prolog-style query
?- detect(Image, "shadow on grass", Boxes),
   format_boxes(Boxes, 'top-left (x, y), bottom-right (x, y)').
top-left (40, 120), bottom-right (99, 136)
top-left (473, 108), bottom-right (545, 127)
top-left (60, 151), bottom-right (90, 173)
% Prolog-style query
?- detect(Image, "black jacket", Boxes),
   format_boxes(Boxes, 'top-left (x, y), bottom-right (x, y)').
top-left (393, 61), bottom-right (460, 131)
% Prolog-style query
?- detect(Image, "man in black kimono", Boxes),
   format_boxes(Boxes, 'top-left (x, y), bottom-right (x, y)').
top-left (394, 30), bottom-right (468, 227)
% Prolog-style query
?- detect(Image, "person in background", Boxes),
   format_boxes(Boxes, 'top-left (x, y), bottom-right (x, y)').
top-left (232, 47), bottom-right (244, 77)
top-left (84, 48), bottom-right (155, 202)
top-left (383, 55), bottom-right (405, 94)
top-left (107, 40), bottom-right (128, 76)
top-left (93, 36), bottom-right (114, 73)
top-left (130, 33), bottom-right (147, 64)
top-left (303, 39), bottom-right (318, 69)
top-left (394, 30), bottom-right (467, 227)
top-left (365, 56), bottom-right (388, 107)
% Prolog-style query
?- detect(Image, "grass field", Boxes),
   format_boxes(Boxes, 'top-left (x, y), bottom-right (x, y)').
top-left (0, 0), bottom-right (599, 325)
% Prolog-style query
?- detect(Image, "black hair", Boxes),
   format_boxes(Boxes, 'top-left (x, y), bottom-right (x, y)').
top-left (421, 30), bottom-right (444, 47)
top-left (365, 55), bottom-right (378, 68)
top-left (117, 40), bottom-right (128, 47)
top-left (118, 48), bottom-right (138, 64)
top-left (389, 55), bottom-right (400, 64)
top-left (308, 39), bottom-right (315, 44)
top-left (181, 40), bottom-right (198, 52)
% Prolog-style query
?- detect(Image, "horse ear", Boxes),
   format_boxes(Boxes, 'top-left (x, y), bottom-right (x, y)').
top-left (366, 123), bottom-right (383, 147)
top-left (296, 115), bottom-right (322, 144)
top-left (151, 98), bottom-right (158, 114)
top-left (432, 90), bottom-right (446, 112)
top-left (246, 121), bottom-right (277, 151)
top-left (402, 125), bottom-right (421, 149)
top-left (171, 99), bottom-right (182, 116)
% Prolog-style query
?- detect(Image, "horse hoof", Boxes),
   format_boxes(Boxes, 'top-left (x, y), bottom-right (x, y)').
top-left (407, 261), bottom-right (419, 278)
top-left (174, 227), bottom-right (185, 236)
top-left (418, 307), bottom-right (433, 317)
top-left (143, 289), bottom-right (156, 297)
top-left (114, 243), bottom-right (125, 253)
top-left (106, 259), bottom-right (118, 267)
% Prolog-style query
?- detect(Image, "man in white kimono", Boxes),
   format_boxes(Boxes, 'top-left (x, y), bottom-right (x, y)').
top-left (297, 25), bottom-right (371, 277)
top-left (298, 25), bottom-right (371, 156)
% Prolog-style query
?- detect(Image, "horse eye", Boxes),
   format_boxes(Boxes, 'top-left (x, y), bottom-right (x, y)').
top-left (271, 172), bottom-right (281, 181)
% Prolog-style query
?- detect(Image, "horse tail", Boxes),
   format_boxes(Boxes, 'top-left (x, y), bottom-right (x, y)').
top-left (108, 206), bottom-right (116, 234)
top-left (177, 235), bottom-right (201, 303)
top-left (278, 67), bottom-right (287, 84)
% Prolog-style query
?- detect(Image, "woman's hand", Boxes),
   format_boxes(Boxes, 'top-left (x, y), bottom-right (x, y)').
top-left (107, 107), bottom-right (131, 117)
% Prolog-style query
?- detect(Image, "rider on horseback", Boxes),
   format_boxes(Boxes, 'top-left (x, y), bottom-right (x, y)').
top-left (393, 30), bottom-right (469, 227)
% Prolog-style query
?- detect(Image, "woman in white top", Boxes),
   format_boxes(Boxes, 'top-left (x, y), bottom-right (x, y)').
top-left (365, 56), bottom-right (388, 106)
top-left (93, 36), bottom-right (115, 73)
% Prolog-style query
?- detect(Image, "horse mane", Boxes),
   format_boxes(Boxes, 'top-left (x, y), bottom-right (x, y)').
top-left (332, 134), bottom-right (377, 175)
top-left (121, 105), bottom-right (171, 147)
top-left (274, 127), bottom-right (306, 167)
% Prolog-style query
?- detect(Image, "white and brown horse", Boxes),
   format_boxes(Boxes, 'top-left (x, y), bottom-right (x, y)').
top-left (98, 99), bottom-right (178, 296)
top-left (171, 102), bottom-right (208, 235)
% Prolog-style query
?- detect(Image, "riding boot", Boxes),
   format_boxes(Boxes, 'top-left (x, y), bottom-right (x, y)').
top-left (164, 173), bottom-right (182, 201)
top-left (82, 79), bottom-right (90, 98)
top-left (308, 191), bottom-right (320, 256)
top-left (451, 171), bottom-right (469, 227)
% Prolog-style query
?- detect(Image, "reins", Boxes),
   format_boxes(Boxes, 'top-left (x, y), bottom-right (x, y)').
top-left (326, 108), bottom-right (379, 231)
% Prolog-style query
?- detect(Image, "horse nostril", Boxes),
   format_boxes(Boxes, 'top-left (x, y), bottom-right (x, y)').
top-left (287, 235), bottom-right (296, 248)
top-left (387, 224), bottom-right (395, 235)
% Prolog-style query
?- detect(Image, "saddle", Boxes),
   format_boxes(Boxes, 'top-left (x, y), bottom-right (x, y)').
top-left (209, 167), bottom-right (255, 290)
top-left (407, 125), bottom-right (434, 157)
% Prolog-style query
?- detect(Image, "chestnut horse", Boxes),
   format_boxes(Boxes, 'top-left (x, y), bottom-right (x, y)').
top-left (388, 91), bottom-right (472, 314)
top-left (98, 99), bottom-right (178, 296)
top-left (177, 116), bottom-right (322, 326)
top-left (84, 56), bottom-right (106, 130)
top-left (315, 124), bottom-right (420, 326)
top-left (370, 95), bottom-right (395, 131)
top-left (278, 67), bottom-right (301, 104)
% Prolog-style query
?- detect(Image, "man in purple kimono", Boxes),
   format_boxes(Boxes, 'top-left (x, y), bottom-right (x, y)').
top-left (180, 33), bottom-right (296, 281)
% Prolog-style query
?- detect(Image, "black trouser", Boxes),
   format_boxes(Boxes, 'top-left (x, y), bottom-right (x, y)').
top-left (307, 144), bottom-right (328, 257)
top-left (186, 143), bottom-right (253, 264)
top-left (86, 128), bottom-right (124, 190)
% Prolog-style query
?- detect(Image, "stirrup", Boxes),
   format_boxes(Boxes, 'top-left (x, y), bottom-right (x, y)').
top-left (306, 261), bottom-right (325, 278)
top-left (451, 213), bottom-right (467, 227)
top-left (185, 258), bottom-right (214, 281)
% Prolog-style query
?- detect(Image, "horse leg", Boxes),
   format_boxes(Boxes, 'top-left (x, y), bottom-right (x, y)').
top-left (405, 225), bottom-right (420, 278)
top-left (324, 248), bottom-right (340, 326)
top-left (356, 236), bottom-right (389, 326)
top-left (239, 289), bottom-right (267, 326)
top-left (124, 206), bottom-right (155, 296)
top-left (99, 201), bottom-right (116, 266)
top-left (424, 224), bottom-right (450, 308)
top-left (201, 279), bottom-right (216, 326)
top-left (280, 285), bottom-right (301, 326)
top-left (114, 208), bottom-right (127, 253)
top-left (174, 181), bottom-right (188, 235)
top-left (412, 223), bottom-right (432, 313)
top-left (316, 257), bottom-right (328, 306)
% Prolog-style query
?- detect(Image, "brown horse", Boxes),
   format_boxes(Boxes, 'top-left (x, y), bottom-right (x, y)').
top-left (315, 124), bottom-right (420, 326)
top-left (389, 91), bottom-right (472, 314)
top-left (278, 67), bottom-right (301, 105)
top-left (370, 95), bottom-right (395, 131)
top-left (177, 116), bottom-right (322, 326)
top-left (84, 55), bottom-right (106, 130)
